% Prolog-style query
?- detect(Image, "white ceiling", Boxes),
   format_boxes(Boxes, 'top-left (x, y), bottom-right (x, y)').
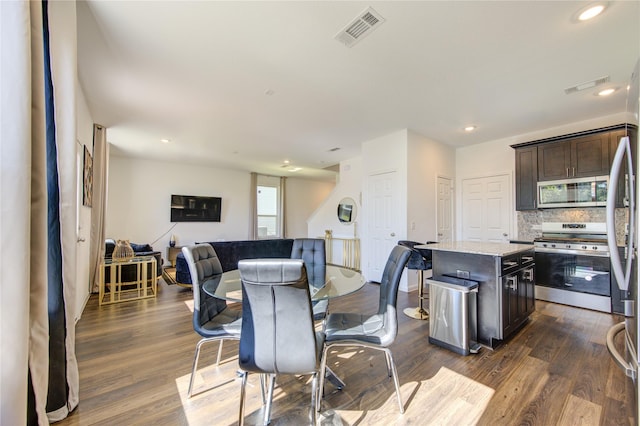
top-left (77, 1), bottom-right (640, 181)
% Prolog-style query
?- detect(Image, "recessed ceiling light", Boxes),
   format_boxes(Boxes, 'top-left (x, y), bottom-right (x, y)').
top-left (464, 126), bottom-right (476, 132)
top-left (160, 138), bottom-right (170, 143)
top-left (283, 159), bottom-right (290, 164)
top-left (575, 3), bottom-right (607, 21)
top-left (597, 88), bottom-right (616, 96)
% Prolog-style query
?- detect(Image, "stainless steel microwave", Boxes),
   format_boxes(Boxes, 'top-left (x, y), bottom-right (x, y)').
top-left (537, 175), bottom-right (608, 208)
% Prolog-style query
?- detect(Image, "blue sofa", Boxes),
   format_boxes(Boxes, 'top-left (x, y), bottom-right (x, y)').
top-left (175, 239), bottom-right (295, 285)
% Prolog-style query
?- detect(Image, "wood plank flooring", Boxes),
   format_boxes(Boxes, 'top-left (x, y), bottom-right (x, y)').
top-left (58, 278), bottom-right (633, 425)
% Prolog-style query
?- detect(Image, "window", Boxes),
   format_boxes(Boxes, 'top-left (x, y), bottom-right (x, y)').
top-left (255, 175), bottom-right (283, 238)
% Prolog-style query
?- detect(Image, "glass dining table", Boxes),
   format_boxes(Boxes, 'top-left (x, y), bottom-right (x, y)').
top-left (202, 263), bottom-right (365, 303)
top-left (202, 263), bottom-right (365, 391)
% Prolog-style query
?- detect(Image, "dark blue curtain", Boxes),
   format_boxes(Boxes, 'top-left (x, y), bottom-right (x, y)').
top-left (42, 0), bottom-right (69, 418)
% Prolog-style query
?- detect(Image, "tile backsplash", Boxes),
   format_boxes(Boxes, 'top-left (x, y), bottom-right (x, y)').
top-left (516, 208), bottom-right (628, 243)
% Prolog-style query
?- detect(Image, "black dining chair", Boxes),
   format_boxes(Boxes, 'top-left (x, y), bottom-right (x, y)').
top-left (291, 238), bottom-right (328, 321)
top-left (182, 244), bottom-right (242, 398)
top-left (317, 244), bottom-right (412, 413)
top-left (237, 258), bottom-right (325, 426)
top-left (397, 240), bottom-right (435, 320)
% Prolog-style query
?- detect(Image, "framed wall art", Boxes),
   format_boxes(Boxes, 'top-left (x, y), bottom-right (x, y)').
top-left (83, 145), bottom-right (93, 207)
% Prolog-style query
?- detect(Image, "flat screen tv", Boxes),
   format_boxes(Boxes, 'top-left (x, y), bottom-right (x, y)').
top-left (171, 195), bottom-right (221, 222)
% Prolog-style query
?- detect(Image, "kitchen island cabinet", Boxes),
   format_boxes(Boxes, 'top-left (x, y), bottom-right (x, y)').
top-left (419, 241), bottom-right (534, 349)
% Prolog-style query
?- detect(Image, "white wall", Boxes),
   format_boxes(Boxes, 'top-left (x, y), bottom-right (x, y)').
top-left (407, 130), bottom-right (455, 243)
top-left (106, 156), bottom-right (333, 263)
top-left (362, 130), bottom-right (409, 284)
top-left (308, 157), bottom-right (362, 239)
top-left (107, 156), bottom-right (252, 254)
top-left (75, 86), bottom-right (94, 320)
top-left (285, 177), bottom-right (335, 238)
top-left (455, 112), bottom-right (629, 240)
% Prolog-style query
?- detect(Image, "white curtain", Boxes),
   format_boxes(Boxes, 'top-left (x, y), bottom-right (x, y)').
top-left (280, 176), bottom-right (287, 238)
top-left (90, 124), bottom-right (108, 292)
top-left (249, 172), bottom-right (258, 239)
top-left (1, 1), bottom-right (80, 423)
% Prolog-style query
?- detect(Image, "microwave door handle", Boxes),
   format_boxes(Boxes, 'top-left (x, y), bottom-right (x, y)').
top-left (607, 136), bottom-right (633, 292)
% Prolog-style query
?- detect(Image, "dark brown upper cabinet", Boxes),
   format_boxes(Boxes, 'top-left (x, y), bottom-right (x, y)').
top-left (514, 146), bottom-right (537, 211)
top-left (537, 133), bottom-right (610, 181)
top-left (512, 124), bottom-right (636, 210)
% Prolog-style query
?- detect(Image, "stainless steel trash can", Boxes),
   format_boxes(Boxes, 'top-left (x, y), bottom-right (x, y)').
top-left (427, 276), bottom-right (480, 355)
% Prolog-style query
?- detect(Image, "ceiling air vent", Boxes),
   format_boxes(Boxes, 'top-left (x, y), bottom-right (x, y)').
top-left (334, 7), bottom-right (385, 48)
top-left (564, 76), bottom-right (610, 94)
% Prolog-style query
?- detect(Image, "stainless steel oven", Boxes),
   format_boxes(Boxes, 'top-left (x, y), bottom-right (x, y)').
top-left (534, 222), bottom-right (622, 313)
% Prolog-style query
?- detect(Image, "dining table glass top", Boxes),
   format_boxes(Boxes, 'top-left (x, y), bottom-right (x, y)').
top-left (202, 264), bottom-right (365, 302)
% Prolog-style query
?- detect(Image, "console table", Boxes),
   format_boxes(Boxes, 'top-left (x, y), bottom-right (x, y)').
top-left (167, 245), bottom-right (183, 267)
top-left (99, 255), bottom-right (157, 305)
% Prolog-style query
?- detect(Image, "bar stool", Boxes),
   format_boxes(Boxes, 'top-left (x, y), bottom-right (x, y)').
top-left (398, 240), bottom-right (435, 320)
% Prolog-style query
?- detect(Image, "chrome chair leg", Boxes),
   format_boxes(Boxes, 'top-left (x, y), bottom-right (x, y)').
top-left (188, 337), bottom-right (235, 397)
top-left (187, 338), bottom-right (206, 397)
top-left (384, 350), bottom-right (393, 377)
top-left (239, 371), bottom-right (248, 426)
top-left (263, 374), bottom-right (276, 426)
top-left (318, 343), bottom-right (404, 414)
top-left (384, 348), bottom-right (404, 414)
top-left (317, 345), bottom-right (329, 412)
top-left (259, 374), bottom-right (267, 405)
top-left (310, 372), bottom-right (318, 426)
top-left (215, 339), bottom-right (224, 365)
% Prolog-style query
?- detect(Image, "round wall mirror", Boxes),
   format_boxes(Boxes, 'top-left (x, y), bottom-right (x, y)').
top-left (337, 197), bottom-right (357, 224)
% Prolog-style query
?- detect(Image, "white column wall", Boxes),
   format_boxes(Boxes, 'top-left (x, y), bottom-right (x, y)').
top-left (74, 84), bottom-right (94, 320)
top-left (362, 130), bottom-right (409, 284)
top-left (284, 177), bottom-right (335, 238)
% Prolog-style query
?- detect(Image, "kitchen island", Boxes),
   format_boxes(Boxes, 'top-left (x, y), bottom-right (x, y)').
top-left (417, 241), bottom-right (535, 349)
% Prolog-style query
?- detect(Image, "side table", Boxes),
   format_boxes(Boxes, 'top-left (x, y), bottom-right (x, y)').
top-left (167, 246), bottom-right (183, 267)
top-left (99, 256), bottom-right (157, 305)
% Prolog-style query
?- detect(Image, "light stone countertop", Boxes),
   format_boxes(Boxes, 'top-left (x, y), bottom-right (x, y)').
top-left (416, 241), bottom-right (534, 257)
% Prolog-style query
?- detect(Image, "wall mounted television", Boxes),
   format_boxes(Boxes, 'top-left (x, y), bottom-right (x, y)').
top-left (171, 195), bottom-right (221, 222)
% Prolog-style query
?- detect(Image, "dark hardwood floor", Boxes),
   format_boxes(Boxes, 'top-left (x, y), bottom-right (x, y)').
top-left (58, 277), bottom-right (633, 425)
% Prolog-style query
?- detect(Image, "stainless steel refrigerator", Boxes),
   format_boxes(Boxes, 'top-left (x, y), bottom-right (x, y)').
top-left (607, 58), bottom-right (640, 424)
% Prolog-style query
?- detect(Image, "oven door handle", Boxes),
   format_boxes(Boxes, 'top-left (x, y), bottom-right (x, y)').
top-left (534, 247), bottom-right (610, 257)
top-left (607, 135), bottom-right (634, 293)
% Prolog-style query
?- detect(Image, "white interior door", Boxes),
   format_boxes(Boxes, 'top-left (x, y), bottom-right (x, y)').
top-left (368, 171), bottom-right (399, 280)
top-left (437, 176), bottom-right (453, 243)
top-left (462, 174), bottom-right (511, 242)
